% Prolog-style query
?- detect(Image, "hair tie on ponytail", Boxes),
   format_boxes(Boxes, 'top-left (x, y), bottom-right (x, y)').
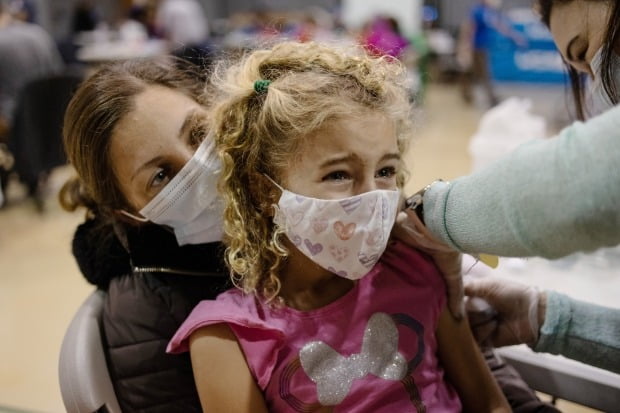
top-left (254, 79), bottom-right (271, 94)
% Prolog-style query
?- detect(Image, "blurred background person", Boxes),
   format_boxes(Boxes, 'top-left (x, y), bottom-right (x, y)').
top-left (154, 0), bottom-right (213, 70)
top-left (6, 0), bottom-right (35, 23)
top-left (0, 0), bottom-right (63, 141)
top-left (0, 0), bottom-right (63, 205)
top-left (127, 0), bottom-right (158, 38)
top-left (155, 0), bottom-right (209, 48)
top-left (460, 0), bottom-right (527, 107)
top-left (362, 15), bottom-right (410, 59)
top-left (71, 0), bottom-right (100, 34)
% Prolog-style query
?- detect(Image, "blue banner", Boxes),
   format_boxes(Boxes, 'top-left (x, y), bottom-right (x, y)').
top-left (488, 14), bottom-right (567, 83)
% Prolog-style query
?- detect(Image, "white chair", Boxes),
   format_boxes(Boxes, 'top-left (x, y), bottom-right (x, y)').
top-left (58, 290), bottom-right (122, 413)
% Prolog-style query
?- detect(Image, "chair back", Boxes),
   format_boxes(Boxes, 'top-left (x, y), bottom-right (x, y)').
top-left (59, 290), bottom-right (122, 413)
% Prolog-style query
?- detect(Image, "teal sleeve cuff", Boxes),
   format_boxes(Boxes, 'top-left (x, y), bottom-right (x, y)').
top-left (534, 290), bottom-right (620, 374)
top-left (423, 180), bottom-right (460, 250)
top-left (534, 291), bottom-right (571, 354)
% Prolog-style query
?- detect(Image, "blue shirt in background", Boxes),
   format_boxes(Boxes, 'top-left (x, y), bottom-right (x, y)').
top-left (471, 4), bottom-right (500, 50)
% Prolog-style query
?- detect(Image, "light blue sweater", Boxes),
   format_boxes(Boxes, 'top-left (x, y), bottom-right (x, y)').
top-left (424, 105), bottom-right (620, 373)
top-left (424, 105), bottom-right (620, 258)
top-left (537, 291), bottom-right (620, 374)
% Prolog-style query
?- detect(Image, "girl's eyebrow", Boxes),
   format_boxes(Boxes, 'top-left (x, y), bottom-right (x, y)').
top-left (380, 153), bottom-right (401, 162)
top-left (319, 152), bottom-right (400, 169)
top-left (319, 154), bottom-right (357, 168)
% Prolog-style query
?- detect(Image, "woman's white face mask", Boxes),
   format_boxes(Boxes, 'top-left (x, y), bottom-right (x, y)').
top-left (120, 137), bottom-right (224, 246)
top-left (588, 47), bottom-right (620, 117)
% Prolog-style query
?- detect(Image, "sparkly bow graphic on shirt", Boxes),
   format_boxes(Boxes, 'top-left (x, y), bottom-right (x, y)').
top-left (299, 312), bottom-right (408, 406)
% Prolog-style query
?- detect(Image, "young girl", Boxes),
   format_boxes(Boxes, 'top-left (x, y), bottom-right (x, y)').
top-left (168, 41), bottom-right (509, 412)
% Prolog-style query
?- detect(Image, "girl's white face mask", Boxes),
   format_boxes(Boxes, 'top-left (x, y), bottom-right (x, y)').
top-left (120, 137), bottom-right (224, 246)
top-left (269, 177), bottom-right (401, 280)
top-left (588, 47), bottom-right (620, 117)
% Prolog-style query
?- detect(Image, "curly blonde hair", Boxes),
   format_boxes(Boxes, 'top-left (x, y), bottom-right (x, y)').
top-left (210, 41), bottom-right (415, 300)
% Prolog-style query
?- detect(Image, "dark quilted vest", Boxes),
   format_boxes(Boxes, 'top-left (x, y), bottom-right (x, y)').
top-left (72, 219), bottom-right (229, 412)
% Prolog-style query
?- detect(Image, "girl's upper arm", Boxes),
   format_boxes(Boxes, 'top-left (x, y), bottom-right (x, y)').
top-left (189, 323), bottom-right (269, 413)
top-left (436, 307), bottom-right (510, 413)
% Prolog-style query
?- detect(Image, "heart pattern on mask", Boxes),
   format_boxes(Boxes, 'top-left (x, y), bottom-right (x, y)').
top-left (278, 187), bottom-right (400, 281)
top-left (291, 234), bottom-right (302, 247)
top-left (311, 217), bottom-right (328, 234)
top-left (327, 266), bottom-right (349, 277)
top-left (369, 197), bottom-right (378, 215)
top-left (315, 201), bottom-right (328, 211)
top-left (381, 199), bottom-right (389, 220)
top-left (339, 196), bottom-right (361, 214)
top-left (329, 245), bottom-right (349, 262)
top-left (288, 211), bottom-right (305, 226)
top-left (365, 229), bottom-right (382, 246)
top-left (333, 221), bottom-right (356, 240)
top-left (358, 252), bottom-right (379, 268)
top-left (304, 239), bottom-right (323, 256)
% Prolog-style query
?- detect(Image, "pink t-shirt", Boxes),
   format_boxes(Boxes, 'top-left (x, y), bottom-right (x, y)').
top-left (168, 241), bottom-right (461, 412)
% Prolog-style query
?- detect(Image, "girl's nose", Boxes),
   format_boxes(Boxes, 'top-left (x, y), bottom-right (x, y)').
top-left (356, 177), bottom-right (378, 194)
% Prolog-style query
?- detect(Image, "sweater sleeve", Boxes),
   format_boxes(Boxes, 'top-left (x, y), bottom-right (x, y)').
top-left (533, 291), bottom-right (620, 374)
top-left (423, 105), bottom-right (620, 258)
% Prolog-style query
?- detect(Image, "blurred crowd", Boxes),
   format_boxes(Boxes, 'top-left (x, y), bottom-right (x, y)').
top-left (0, 0), bottom-right (439, 209)
top-left (1, 0), bottom-right (549, 210)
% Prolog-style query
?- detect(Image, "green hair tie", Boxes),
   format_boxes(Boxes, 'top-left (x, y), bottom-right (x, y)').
top-left (254, 79), bottom-right (271, 94)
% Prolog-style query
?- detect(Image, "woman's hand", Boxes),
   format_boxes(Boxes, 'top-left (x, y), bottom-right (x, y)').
top-left (393, 208), bottom-right (464, 319)
top-left (464, 276), bottom-right (546, 347)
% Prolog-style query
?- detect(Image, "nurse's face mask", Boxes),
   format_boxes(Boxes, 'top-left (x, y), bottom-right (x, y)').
top-left (588, 47), bottom-right (620, 116)
top-left (119, 137), bottom-right (224, 246)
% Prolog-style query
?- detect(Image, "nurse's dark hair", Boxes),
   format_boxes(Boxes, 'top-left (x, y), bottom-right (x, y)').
top-left (536, 0), bottom-right (620, 119)
top-left (59, 57), bottom-right (206, 223)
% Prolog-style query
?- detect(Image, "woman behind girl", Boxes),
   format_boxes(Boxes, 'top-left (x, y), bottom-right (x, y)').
top-left (168, 41), bottom-right (509, 412)
top-left (61, 58), bottom-right (229, 412)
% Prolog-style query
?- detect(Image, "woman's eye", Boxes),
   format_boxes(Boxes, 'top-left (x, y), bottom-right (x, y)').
top-left (150, 168), bottom-right (170, 189)
top-left (575, 46), bottom-right (586, 62)
top-left (323, 171), bottom-right (351, 182)
top-left (572, 48), bottom-right (592, 74)
top-left (376, 166), bottom-right (396, 179)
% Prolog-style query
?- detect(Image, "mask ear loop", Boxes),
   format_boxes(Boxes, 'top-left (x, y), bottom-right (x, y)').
top-left (117, 209), bottom-right (149, 223)
top-left (261, 174), bottom-right (288, 225)
top-left (262, 174), bottom-right (285, 192)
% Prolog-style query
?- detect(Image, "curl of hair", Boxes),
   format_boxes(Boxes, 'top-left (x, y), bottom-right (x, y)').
top-left (209, 41), bottom-right (415, 300)
top-left (59, 175), bottom-right (99, 216)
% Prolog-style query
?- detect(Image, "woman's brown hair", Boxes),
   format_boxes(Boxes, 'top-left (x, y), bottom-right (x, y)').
top-left (59, 57), bottom-right (206, 223)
